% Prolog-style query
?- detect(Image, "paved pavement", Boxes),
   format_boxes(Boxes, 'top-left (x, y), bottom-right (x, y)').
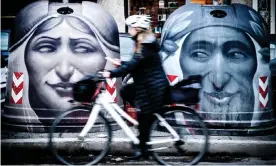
top-left (2, 126), bottom-right (276, 157)
top-left (2, 124), bottom-right (276, 165)
top-left (2, 152), bottom-right (276, 165)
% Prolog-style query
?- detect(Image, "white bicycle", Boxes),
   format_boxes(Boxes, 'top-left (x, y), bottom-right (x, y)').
top-left (49, 73), bottom-right (208, 166)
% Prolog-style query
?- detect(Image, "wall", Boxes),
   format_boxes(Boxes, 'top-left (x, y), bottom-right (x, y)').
top-left (98, 0), bottom-right (126, 32)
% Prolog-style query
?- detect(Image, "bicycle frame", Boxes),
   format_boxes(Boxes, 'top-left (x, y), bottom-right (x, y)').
top-left (78, 89), bottom-right (180, 146)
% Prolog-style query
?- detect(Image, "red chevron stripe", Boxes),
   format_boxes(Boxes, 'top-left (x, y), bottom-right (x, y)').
top-left (259, 87), bottom-right (268, 98)
top-left (106, 83), bottom-right (116, 95)
top-left (167, 75), bottom-right (178, 83)
top-left (260, 102), bottom-right (266, 108)
top-left (259, 76), bottom-right (267, 83)
top-left (12, 82), bottom-right (24, 95)
top-left (14, 72), bottom-right (23, 79)
top-left (11, 97), bottom-right (23, 104)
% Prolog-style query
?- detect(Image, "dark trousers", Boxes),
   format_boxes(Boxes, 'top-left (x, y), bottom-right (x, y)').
top-left (137, 112), bottom-right (155, 151)
top-left (120, 83), bottom-right (156, 152)
top-left (120, 83), bottom-right (136, 107)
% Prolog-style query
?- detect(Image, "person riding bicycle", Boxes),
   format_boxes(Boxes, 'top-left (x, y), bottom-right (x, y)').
top-left (102, 15), bottom-right (170, 159)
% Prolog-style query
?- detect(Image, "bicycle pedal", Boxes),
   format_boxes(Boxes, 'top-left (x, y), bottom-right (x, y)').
top-left (175, 140), bottom-right (185, 146)
top-left (96, 134), bottom-right (108, 138)
top-left (148, 147), bottom-right (170, 152)
top-left (77, 135), bottom-right (85, 141)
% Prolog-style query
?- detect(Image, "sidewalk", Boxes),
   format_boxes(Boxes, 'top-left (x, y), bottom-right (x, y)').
top-left (2, 127), bottom-right (276, 157)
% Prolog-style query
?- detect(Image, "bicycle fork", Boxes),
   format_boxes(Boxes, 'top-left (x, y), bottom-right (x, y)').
top-left (77, 94), bottom-right (140, 145)
top-left (78, 104), bottom-right (102, 139)
top-left (147, 113), bottom-right (180, 146)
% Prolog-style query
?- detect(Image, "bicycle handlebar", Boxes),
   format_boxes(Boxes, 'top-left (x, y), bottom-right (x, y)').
top-left (122, 74), bottom-right (132, 86)
top-left (95, 72), bottom-right (106, 82)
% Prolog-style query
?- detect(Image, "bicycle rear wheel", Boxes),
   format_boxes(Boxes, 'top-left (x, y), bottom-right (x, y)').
top-left (149, 106), bottom-right (208, 165)
top-left (49, 105), bottom-right (111, 165)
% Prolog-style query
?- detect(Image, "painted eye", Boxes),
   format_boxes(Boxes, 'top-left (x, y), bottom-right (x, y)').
top-left (36, 44), bottom-right (56, 53)
top-left (74, 46), bottom-right (93, 53)
top-left (190, 52), bottom-right (209, 62)
top-left (73, 43), bottom-right (95, 54)
top-left (228, 52), bottom-right (246, 60)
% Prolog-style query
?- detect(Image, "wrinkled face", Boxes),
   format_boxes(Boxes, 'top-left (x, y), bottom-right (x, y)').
top-left (180, 27), bottom-right (257, 122)
top-left (25, 21), bottom-right (106, 116)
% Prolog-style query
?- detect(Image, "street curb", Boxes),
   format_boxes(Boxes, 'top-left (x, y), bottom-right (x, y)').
top-left (2, 134), bottom-right (276, 157)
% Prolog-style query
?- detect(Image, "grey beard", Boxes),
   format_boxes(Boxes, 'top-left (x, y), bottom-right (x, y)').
top-left (199, 91), bottom-right (255, 127)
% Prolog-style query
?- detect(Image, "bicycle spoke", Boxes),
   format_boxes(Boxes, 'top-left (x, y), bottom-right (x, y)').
top-left (149, 107), bottom-right (208, 166)
top-left (49, 106), bottom-right (111, 165)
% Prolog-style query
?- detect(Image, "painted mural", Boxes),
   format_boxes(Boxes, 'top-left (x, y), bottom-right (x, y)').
top-left (2, 1), bottom-right (275, 135)
top-left (160, 3), bottom-right (274, 135)
top-left (3, 1), bottom-right (121, 132)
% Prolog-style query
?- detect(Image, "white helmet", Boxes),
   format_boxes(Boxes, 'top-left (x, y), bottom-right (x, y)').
top-left (125, 15), bottom-right (151, 30)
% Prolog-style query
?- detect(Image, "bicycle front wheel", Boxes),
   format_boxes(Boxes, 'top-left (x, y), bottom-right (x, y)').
top-left (49, 105), bottom-right (111, 165)
top-left (149, 106), bottom-right (209, 166)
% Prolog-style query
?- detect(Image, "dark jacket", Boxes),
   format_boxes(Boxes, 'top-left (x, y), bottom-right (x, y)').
top-left (110, 34), bottom-right (169, 113)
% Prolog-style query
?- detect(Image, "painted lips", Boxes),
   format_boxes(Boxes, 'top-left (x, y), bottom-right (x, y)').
top-left (204, 92), bottom-right (235, 104)
top-left (47, 82), bottom-right (73, 97)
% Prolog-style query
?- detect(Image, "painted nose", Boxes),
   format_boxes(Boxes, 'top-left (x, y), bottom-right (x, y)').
top-left (55, 59), bottom-right (74, 81)
top-left (208, 53), bottom-right (230, 90)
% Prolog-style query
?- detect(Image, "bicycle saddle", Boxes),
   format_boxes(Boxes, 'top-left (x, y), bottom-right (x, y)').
top-left (173, 75), bottom-right (202, 88)
top-left (169, 75), bottom-right (202, 105)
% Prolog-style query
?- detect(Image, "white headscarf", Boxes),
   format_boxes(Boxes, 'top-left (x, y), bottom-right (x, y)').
top-left (4, 1), bottom-right (120, 132)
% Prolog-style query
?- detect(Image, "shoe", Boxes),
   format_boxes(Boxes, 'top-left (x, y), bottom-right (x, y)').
top-left (128, 149), bottom-right (150, 161)
top-left (141, 149), bottom-right (150, 160)
top-left (128, 150), bottom-right (143, 160)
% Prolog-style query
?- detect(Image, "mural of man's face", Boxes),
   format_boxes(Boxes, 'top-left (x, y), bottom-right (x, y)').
top-left (25, 21), bottom-right (106, 117)
top-left (180, 27), bottom-right (257, 122)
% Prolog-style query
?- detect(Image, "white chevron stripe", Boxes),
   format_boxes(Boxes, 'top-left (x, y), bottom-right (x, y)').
top-left (111, 89), bottom-right (117, 100)
top-left (259, 93), bottom-right (268, 106)
top-left (106, 90), bottom-right (117, 101)
top-left (13, 73), bottom-right (24, 87)
top-left (259, 78), bottom-right (268, 91)
top-left (104, 92), bottom-right (114, 102)
top-left (106, 93), bottom-right (116, 102)
top-left (11, 89), bottom-right (23, 103)
top-left (106, 78), bottom-right (116, 87)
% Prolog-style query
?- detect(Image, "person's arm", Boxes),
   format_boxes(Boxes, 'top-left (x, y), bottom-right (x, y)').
top-left (109, 33), bottom-right (156, 78)
top-left (109, 53), bottom-right (143, 77)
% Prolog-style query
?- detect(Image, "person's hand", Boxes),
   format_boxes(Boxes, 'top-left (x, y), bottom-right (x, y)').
top-left (105, 57), bottom-right (121, 67)
top-left (113, 58), bottom-right (121, 67)
top-left (102, 71), bottom-right (111, 78)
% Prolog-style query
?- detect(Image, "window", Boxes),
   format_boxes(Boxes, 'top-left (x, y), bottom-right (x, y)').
top-left (1, 30), bottom-right (10, 68)
top-left (1, 31), bottom-right (10, 51)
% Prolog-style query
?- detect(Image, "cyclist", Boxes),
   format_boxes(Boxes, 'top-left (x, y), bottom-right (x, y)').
top-left (102, 15), bottom-right (170, 159)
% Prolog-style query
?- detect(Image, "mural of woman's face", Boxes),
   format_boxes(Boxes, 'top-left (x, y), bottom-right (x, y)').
top-left (180, 27), bottom-right (257, 122)
top-left (25, 20), bottom-right (106, 117)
